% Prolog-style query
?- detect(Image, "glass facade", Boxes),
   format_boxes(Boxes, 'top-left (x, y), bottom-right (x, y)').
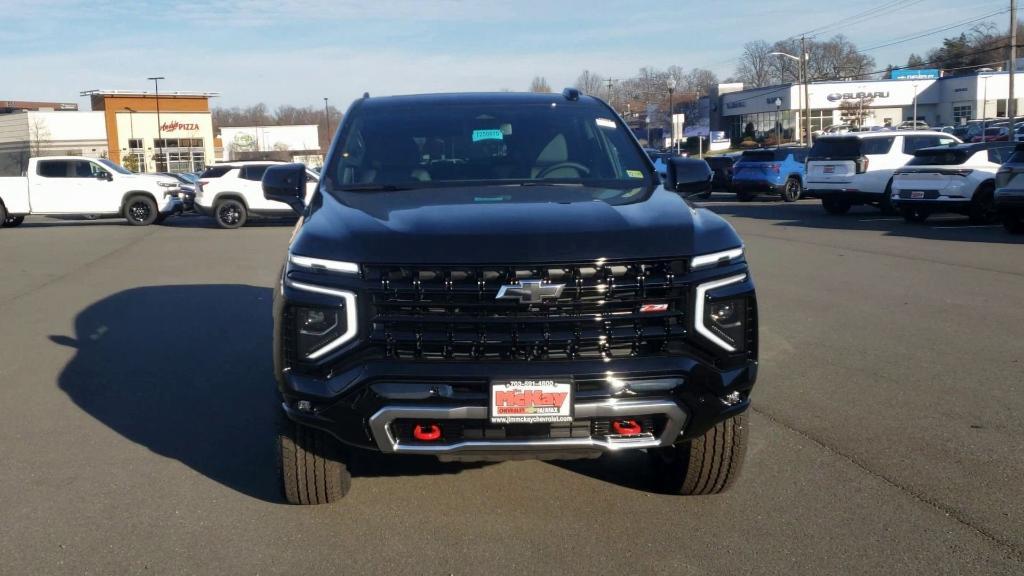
top-left (152, 138), bottom-right (205, 173)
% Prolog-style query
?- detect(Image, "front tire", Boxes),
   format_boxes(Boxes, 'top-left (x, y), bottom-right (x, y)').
top-left (651, 413), bottom-right (749, 495)
top-left (782, 178), bottom-right (802, 202)
top-left (968, 185), bottom-right (997, 224)
top-left (2, 216), bottom-right (25, 228)
top-left (878, 181), bottom-right (897, 214)
top-left (124, 195), bottom-right (158, 226)
top-left (822, 197), bottom-right (851, 214)
top-left (214, 199), bottom-right (247, 229)
top-left (278, 419), bottom-right (351, 505)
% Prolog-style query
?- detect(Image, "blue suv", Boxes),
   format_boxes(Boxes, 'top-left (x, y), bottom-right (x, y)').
top-left (732, 147), bottom-right (809, 202)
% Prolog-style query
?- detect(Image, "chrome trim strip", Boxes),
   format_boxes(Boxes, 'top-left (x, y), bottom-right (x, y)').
top-left (694, 273), bottom-right (748, 353)
top-left (284, 279), bottom-right (358, 359)
top-left (368, 399), bottom-right (687, 454)
top-left (289, 254), bottom-right (359, 274)
top-left (691, 246), bottom-right (744, 270)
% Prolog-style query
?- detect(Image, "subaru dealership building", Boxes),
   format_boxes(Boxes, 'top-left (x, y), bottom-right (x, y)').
top-left (713, 70), bottom-right (1024, 142)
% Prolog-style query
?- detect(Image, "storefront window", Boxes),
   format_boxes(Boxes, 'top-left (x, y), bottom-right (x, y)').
top-left (153, 138), bottom-right (205, 173)
top-left (952, 104), bottom-right (972, 124)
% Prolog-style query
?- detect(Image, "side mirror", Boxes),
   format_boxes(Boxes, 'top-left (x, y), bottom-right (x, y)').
top-left (665, 158), bottom-right (712, 197)
top-left (263, 163), bottom-right (307, 214)
top-left (98, 171), bottom-right (112, 181)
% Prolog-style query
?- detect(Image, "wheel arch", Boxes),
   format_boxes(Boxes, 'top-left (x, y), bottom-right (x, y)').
top-left (120, 190), bottom-right (158, 215)
top-left (212, 192), bottom-right (250, 210)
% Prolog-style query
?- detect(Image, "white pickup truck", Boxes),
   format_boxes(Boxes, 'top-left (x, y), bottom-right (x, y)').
top-left (0, 156), bottom-right (183, 227)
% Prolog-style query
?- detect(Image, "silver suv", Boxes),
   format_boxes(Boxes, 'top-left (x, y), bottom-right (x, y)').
top-left (994, 143), bottom-right (1024, 233)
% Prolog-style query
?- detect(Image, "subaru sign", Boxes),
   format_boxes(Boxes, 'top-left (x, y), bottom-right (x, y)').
top-left (891, 69), bottom-right (939, 80)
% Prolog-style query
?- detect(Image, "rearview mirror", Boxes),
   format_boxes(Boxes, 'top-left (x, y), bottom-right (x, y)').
top-left (263, 163), bottom-right (307, 214)
top-left (665, 157), bottom-right (712, 197)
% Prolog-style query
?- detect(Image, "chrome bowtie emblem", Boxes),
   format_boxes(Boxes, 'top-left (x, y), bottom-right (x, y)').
top-left (495, 280), bottom-right (565, 304)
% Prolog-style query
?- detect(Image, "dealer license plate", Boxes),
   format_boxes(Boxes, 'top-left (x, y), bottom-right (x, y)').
top-left (911, 190), bottom-right (926, 199)
top-left (490, 378), bottom-right (573, 424)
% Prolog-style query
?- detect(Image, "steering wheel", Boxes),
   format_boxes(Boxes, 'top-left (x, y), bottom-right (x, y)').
top-left (536, 162), bottom-right (591, 179)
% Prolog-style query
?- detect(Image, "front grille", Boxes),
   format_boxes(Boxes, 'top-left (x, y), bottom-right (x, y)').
top-left (362, 260), bottom-right (689, 361)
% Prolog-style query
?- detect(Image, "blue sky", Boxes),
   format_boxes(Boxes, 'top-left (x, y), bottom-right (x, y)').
top-left (0, 0), bottom-right (1012, 109)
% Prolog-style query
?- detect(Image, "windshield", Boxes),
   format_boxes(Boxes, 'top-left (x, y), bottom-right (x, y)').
top-left (326, 99), bottom-right (652, 192)
top-left (98, 158), bottom-right (133, 175)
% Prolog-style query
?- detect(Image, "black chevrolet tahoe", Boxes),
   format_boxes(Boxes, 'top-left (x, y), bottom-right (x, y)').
top-left (262, 90), bottom-right (758, 504)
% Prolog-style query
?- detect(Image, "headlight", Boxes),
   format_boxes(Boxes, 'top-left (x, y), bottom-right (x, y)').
top-left (695, 274), bottom-right (748, 353)
top-left (286, 280), bottom-right (358, 359)
top-left (691, 246), bottom-right (743, 270)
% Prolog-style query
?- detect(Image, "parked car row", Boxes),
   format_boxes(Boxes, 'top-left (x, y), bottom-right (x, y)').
top-left (0, 157), bottom-right (323, 229)
top-left (696, 130), bottom-right (1023, 234)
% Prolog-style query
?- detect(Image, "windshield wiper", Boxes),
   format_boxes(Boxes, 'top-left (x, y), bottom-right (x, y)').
top-left (337, 184), bottom-right (415, 192)
top-left (507, 181), bottom-right (585, 187)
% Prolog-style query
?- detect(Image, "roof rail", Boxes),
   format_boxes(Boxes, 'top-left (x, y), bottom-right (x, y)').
top-left (562, 87), bottom-right (580, 101)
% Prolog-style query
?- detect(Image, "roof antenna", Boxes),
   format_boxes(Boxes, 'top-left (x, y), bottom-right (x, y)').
top-left (362, 92), bottom-right (370, 99)
top-left (562, 87), bottom-right (580, 101)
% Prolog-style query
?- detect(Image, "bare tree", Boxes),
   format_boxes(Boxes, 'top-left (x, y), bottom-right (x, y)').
top-left (682, 68), bottom-right (719, 95)
top-left (574, 70), bottom-right (605, 95)
top-left (529, 76), bottom-right (552, 93)
top-left (29, 117), bottom-right (50, 158)
top-left (812, 35), bottom-right (874, 80)
top-left (838, 97), bottom-right (874, 127)
top-left (735, 40), bottom-right (774, 88)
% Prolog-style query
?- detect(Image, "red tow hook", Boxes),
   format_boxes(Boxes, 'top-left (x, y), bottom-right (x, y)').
top-left (412, 424), bottom-right (442, 441)
top-left (611, 419), bottom-right (642, 436)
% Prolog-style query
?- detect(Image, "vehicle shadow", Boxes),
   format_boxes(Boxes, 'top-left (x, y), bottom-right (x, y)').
top-left (164, 213), bottom-right (300, 229)
top-left (51, 284), bottom-right (478, 503)
top-left (549, 451), bottom-right (665, 494)
top-left (695, 194), bottom-right (1024, 245)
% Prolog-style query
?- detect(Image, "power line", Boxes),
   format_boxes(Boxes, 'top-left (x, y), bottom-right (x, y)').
top-left (857, 8), bottom-right (1010, 53)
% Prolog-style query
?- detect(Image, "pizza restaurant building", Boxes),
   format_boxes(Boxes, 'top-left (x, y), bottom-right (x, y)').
top-left (83, 90), bottom-right (219, 173)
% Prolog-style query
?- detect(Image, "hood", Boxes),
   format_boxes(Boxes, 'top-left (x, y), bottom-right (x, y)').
top-left (290, 185), bottom-right (742, 264)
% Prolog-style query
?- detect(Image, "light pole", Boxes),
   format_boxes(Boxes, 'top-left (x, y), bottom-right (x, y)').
top-left (774, 98), bottom-right (782, 144)
top-left (912, 83), bottom-right (919, 127)
top-left (124, 107), bottom-right (136, 171)
top-left (769, 51), bottom-right (807, 145)
top-left (982, 74), bottom-right (992, 135)
top-left (323, 97), bottom-right (331, 145)
top-left (147, 76), bottom-right (165, 171)
top-left (645, 115), bottom-right (651, 147)
top-left (667, 78), bottom-right (676, 153)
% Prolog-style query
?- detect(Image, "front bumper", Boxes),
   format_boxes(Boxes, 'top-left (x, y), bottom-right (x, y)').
top-left (158, 196), bottom-right (184, 214)
top-left (279, 354), bottom-right (756, 457)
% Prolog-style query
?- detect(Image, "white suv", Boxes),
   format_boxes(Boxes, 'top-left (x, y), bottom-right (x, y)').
top-left (892, 142), bottom-right (1012, 224)
top-left (195, 161), bottom-right (319, 228)
top-left (806, 131), bottom-right (961, 214)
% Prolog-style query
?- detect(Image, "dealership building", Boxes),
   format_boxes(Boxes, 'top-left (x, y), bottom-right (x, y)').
top-left (0, 89), bottom-right (321, 176)
top-left (712, 70), bottom-right (1024, 142)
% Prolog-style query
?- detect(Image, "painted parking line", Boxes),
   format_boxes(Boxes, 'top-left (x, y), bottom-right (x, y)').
top-left (929, 224), bottom-right (1001, 229)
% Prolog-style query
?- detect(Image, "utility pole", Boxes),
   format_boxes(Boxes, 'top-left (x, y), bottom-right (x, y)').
top-left (798, 36), bottom-right (806, 143)
top-left (148, 76), bottom-right (165, 172)
top-left (323, 97), bottom-right (331, 148)
top-left (1010, 0), bottom-right (1018, 121)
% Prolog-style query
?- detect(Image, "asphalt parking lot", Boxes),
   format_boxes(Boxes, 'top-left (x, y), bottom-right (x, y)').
top-left (1, 200), bottom-right (1022, 575)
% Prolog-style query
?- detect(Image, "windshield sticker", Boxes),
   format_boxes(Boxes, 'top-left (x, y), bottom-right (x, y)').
top-left (472, 129), bottom-right (504, 142)
top-left (626, 170), bottom-right (644, 179)
top-left (596, 118), bottom-right (616, 129)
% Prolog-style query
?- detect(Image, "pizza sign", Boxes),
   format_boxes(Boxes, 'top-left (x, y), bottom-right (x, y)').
top-left (161, 121), bottom-right (200, 132)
